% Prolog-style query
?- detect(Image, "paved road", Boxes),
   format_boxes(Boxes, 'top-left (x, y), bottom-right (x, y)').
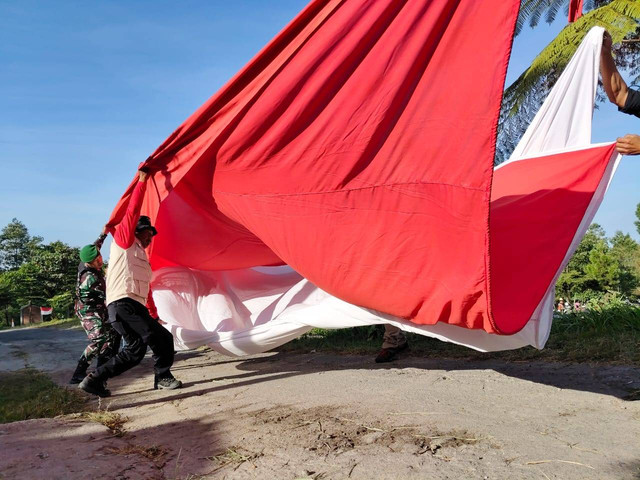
top-left (2, 325), bottom-right (640, 479)
top-left (0, 325), bottom-right (87, 372)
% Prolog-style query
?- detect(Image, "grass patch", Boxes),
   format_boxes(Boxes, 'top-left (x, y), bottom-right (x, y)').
top-left (281, 305), bottom-right (640, 365)
top-left (79, 411), bottom-right (128, 437)
top-left (36, 317), bottom-right (79, 329)
top-left (0, 368), bottom-right (87, 423)
top-left (106, 443), bottom-right (167, 461)
top-left (206, 447), bottom-right (262, 472)
top-left (0, 317), bottom-right (78, 331)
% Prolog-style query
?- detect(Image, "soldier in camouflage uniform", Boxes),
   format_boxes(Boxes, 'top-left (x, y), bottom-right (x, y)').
top-left (69, 233), bottom-right (120, 385)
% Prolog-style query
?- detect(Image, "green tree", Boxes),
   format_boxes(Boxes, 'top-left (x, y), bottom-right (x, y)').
top-left (635, 202), bottom-right (640, 236)
top-left (559, 223), bottom-right (640, 299)
top-left (0, 273), bottom-right (13, 326)
top-left (6, 263), bottom-right (46, 307)
top-left (0, 218), bottom-right (43, 271)
top-left (497, 0), bottom-right (640, 162)
top-left (30, 241), bottom-right (79, 299)
top-left (48, 292), bottom-right (74, 319)
top-left (610, 230), bottom-right (640, 295)
top-left (584, 239), bottom-right (621, 290)
top-left (557, 223), bottom-right (607, 297)
top-left (0, 220), bottom-right (80, 323)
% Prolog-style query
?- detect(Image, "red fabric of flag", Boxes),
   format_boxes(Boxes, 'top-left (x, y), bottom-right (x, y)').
top-left (569, 0), bottom-right (584, 22)
top-left (490, 144), bottom-right (617, 334)
top-left (106, 0), bottom-right (534, 333)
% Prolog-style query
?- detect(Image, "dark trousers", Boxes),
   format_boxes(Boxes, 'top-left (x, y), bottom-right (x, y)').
top-left (94, 298), bottom-right (174, 381)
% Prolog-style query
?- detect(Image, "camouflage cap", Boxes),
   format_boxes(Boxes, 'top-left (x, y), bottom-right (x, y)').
top-left (79, 244), bottom-right (100, 263)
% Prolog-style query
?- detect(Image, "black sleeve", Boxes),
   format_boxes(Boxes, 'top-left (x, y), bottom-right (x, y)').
top-left (619, 88), bottom-right (640, 118)
top-left (94, 233), bottom-right (108, 250)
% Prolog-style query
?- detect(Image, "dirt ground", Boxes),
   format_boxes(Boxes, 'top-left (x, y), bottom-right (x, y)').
top-left (1, 326), bottom-right (639, 480)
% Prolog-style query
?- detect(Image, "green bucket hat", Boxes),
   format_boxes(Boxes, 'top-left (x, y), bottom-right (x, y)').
top-left (79, 244), bottom-right (100, 263)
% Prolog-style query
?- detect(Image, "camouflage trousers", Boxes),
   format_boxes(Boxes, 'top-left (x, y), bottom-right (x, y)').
top-left (78, 314), bottom-right (120, 364)
top-left (381, 324), bottom-right (407, 349)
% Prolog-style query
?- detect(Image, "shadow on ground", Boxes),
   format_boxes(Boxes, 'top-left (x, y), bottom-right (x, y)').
top-left (0, 413), bottom-right (221, 480)
top-left (108, 349), bottom-right (640, 411)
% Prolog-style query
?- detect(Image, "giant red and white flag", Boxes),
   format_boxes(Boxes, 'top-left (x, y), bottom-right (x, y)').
top-left (106, 2), bottom-right (619, 355)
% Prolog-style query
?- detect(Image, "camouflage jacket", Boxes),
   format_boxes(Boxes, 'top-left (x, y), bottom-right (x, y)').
top-left (75, 264), bottom-right (107, 318)
top-left (75, 231), bottom-right (108, 318)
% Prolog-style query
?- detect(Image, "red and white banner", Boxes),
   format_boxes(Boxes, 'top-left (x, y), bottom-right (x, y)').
top-left (105, 0), bottom-right (617, 355)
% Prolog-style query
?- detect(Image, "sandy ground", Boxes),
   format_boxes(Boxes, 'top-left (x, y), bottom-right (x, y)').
top-left (0, 326), bottom-right (639, 480)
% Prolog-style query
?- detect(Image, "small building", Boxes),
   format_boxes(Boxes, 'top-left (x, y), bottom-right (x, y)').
top-left (20, 304), bottom-right (42, 325)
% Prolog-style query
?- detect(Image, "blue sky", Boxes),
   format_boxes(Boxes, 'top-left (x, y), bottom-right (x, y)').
top-left (1, 0), bottom-right (638, 249)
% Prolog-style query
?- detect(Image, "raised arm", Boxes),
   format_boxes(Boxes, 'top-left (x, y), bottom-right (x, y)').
top-left (93, 231), bottom-right (108, 250)
top-left (600, 31), bottom-right (629, 108)
top-left (113, 170), bottom-right (149, 249)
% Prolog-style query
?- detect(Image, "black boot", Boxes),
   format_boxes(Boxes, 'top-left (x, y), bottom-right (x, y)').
top-left (96, 352), bottom-right (112, 369)
top-left (78, 374), bottom-right (111, 397)
top-left (69, 357), bottom-right (89, 384)
top-left (374, 341), bottom-right (409, 363)
top-left (154, 374), bottom-right (183, 390)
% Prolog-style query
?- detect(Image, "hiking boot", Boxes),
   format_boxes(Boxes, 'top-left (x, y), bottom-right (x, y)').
top-left (69, 358), bottom-right (89, 384)
top-left (374, 342), bottom-right (409, 363)
top-left (154, 375), bottom-right (183, 390)
top-left (78, 374), bottom-right (111, 397)
top-left (101, 382), bottom-right (111, 397)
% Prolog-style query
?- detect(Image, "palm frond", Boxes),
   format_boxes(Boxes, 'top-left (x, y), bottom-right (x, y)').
top-left (545, 0), bottom-right (565, 24)
top-left (497, 0), bottom-right (640, 163)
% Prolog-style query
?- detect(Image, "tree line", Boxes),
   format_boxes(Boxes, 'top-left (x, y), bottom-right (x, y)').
top-left (557, 222), bottom-right (640, 306)
top-left (0, 219), bottom-right (78, 324)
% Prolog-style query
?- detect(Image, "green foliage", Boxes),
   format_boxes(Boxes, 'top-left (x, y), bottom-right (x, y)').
top-left (584, 239), bottom-right (621, 287)
top-left (0, 274), bottom-right (13, 326)
top-left (635, 202), bottom-right (640, 236)
top-left (510, 0), bottom-right (640, 114)
top-left (31, 241), bottom-right (79, 299)
top-left (557, 223), bottom-right (640, 299)
top-left (610, 231), bottom-right (640, 294)
top-left (0, 317), bottom-right (78, 331)
top-left (49, 292), bottom-right (75, 319)
top-left (0, 219), bottom-right (80, 324)
top-left (497, 0), bottom-right (640, 162)
top-left (0, 218), bottom-right (42, 271)
top-left (9, 263), bottom-right (45, 305)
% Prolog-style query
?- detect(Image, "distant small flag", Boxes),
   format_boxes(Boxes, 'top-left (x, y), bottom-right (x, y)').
top-left (569, 0), bottom-right (584, 22)
top-left (41, 307), bottom-right (53, 315)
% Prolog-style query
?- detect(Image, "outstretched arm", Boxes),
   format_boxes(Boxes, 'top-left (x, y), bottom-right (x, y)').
top-left (112, 170), bottom-right (149, 249)
top-left (600, 31), bottom-right (629, 108)
top-left (93, 231), bottom-right (108, 250)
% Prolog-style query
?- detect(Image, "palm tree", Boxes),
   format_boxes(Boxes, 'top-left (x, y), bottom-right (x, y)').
top-left (496, 0), bottom-right (640, 163)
